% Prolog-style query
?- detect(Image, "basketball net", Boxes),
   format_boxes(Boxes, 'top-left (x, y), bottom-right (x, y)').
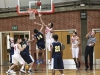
top-left (27, 9), bottom-right (37, 19)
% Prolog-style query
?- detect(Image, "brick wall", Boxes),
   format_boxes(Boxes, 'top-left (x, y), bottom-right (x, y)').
top-left (0, 11), bottom-right (81, 57)
top-left (87, 10), bottom-right (100, 31)
top-left (1, 10), bottom-right (100, 58)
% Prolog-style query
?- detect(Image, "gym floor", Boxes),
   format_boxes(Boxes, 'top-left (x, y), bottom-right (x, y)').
top-left (0, 64), bottom-right (100, 75)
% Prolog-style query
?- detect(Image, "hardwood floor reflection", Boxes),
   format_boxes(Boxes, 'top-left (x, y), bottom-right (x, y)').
top-left (0, 65), bottom-right (100, 75)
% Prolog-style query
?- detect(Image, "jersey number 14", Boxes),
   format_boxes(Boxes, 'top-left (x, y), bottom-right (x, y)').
top-left (37, 35), bottom-right (43, 40)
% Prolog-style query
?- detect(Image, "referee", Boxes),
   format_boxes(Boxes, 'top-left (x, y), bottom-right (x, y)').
top-left (85, 30), bottom-right (97, 71)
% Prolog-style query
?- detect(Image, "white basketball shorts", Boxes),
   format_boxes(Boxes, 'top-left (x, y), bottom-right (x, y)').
top-left (72, 47), bottom-right (79, 58)
top-left (12, 54), bottom-right (25, 65)
top-left (46, 39), bottom-right (54, 51)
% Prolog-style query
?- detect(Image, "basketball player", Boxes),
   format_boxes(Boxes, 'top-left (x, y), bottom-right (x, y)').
top-left (9, 37), bottom-right (14, 65)
top-left (71, 31), bottom-right (80, 70)
top-left (9, 37), bottom-right (15, 73)
top-left (50, 34), bottom-right (64, 75)
top-left (37, 14), bottom-right (54, 62)
top-left (33, 25), bottom-right (45, 65)
top-left (6, 37), bottom-right (26, 74)
top-left (20, 36), bottom-right (34, 73)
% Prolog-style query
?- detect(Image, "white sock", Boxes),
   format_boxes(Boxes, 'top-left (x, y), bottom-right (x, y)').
top-left (29, 68), bottom-right (32, 70)
top-left (62, 74), bottom-right (64, 75)
top-left (20, 65), bottom-right (24, 70)
top-left (8, 69), bottom-right (11, 72)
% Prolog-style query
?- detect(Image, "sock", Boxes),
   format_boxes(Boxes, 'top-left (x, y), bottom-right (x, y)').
top-left (29, 68), bottom-right (32, 70)
top-left (20, 65), bottom-right (24, 70)
top-left (62, 74), bottom-right (64, 75)
top-left (8, 69), bottom-right (11, 72)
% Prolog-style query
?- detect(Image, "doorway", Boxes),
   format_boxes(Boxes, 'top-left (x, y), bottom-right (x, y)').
top-left (0, 31), bottom-right (30, 65)
top-left (92, 29), bottom-right (100, 65)
top-left (47, 29), bottom-right (76, 65)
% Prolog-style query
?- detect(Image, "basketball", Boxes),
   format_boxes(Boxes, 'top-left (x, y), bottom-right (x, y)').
top-left (37, 1), bottom-right (41, 6)
top-left (25, 65), bottom-right (29, 70)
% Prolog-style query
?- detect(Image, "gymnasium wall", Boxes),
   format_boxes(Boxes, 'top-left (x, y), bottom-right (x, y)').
top-left (0, 10), bottom-right (100, 57)
top-left (87, 11), bottom-right (100, 31)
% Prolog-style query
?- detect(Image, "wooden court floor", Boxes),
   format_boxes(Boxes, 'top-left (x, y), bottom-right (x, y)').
top-left (0, 65), bottom-right (100, 75)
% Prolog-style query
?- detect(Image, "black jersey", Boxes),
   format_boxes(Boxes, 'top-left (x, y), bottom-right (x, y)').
top-left (52, 41), bottom-right (62, 56)
top-left (51, 41), bottom-right (64, 70)
top-left (34, 32), bottom-right (45, 43)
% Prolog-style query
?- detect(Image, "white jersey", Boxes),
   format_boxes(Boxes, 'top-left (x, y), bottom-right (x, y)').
top-left (45, 26), bottom-right (53, 40)
top-left (71, 36), bottom-right (79, 48)
top-left (14, 44), bottom-right (20, 54)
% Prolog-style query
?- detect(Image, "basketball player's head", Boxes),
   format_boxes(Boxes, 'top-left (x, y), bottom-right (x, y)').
top-left (53, 34), bottom-right (58, 41)
top-left (48, 23), bottom-right (54, 28)
top-left (14, 37), bottom-right (20, 44)
top-left (9, 37), bottom-right (14, 42)
top-left (34, 29), bottom-right (39, 34)
top-left (73, 31), bottom-right (77, 36)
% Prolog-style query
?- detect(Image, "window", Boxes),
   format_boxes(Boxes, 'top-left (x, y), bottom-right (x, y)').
top-left (67, 35), bottom-right (70, 44)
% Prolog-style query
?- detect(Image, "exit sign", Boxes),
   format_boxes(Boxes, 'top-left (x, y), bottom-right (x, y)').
top-left (12, 25), bottom-right (18, 30)
top-left (80, 11), bottom-right (87, 20)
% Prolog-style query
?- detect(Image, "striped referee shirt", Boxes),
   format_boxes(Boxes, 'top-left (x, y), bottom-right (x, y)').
top-left (87, 35), bottom-right (97, 46)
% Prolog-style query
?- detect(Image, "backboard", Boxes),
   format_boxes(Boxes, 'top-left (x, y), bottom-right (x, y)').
top-left (17, 0), bottom-right (54, 14)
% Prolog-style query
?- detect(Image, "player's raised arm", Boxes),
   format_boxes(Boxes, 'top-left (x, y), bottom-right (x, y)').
top-left (38, 14), bottom-right (47, 26)
top-left (27, 35), bottom-right (35, 43)
top-left (39, 24), bottom-right (44, 32)
top-left (86, 31), bottom-right (91, 38)
top-left (34, 21), bottom-right (43, 26)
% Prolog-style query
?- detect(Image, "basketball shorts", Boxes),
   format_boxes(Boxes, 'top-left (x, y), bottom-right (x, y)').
top-left (21, 53), bottom-right (34, 64)
top-left (12, 54), bottom-right (25, 65)
top-left (10, 48), bottom-right (14, 63)
top-left (46, 39), bottom-right (54, 51)
top-left (36, 42), bottom-right (45, 50)
top-left (51, 55), bottom-right (64, 70)
top-left (72, 47), bottom-right (79, 58)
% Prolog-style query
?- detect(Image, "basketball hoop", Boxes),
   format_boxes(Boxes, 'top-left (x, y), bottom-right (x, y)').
top-left (27, 9), bottom-right (38, 20)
